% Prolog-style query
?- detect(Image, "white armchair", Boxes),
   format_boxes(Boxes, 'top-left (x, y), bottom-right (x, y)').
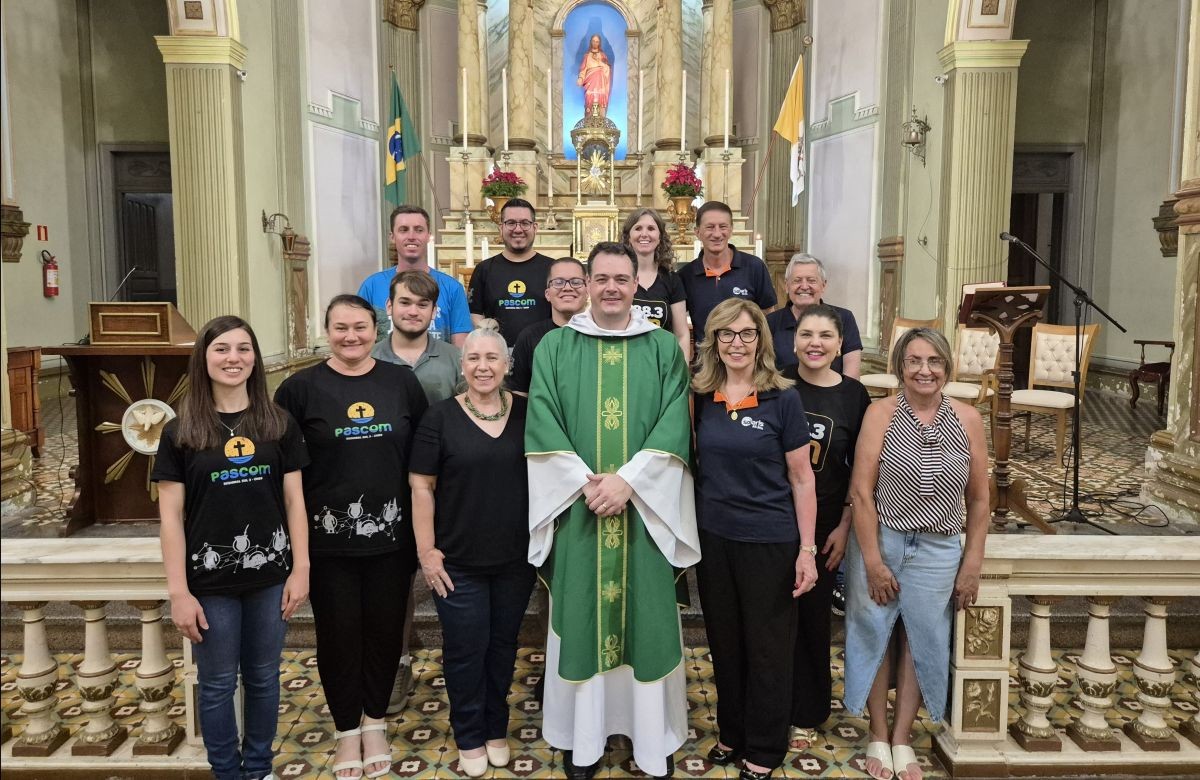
top-left (1011, 322), bottom-right (1101, 466)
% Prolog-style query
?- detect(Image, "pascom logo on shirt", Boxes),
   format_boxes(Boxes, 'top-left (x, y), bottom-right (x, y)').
top-left (336, 401), bottom-right (393, 438)
top-left (507, 280), bottom-right (527, 298)
top-left (211, 437), bottom-right (272, 483)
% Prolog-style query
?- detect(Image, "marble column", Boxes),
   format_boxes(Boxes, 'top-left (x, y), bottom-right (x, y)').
top-left (155, 36), bottom-right (250, 327)
top-left (1143, 0), bottom-right (1200, 520)
top-left (703, 0), bottom-right (732, 148)
top-left (382, 0), bottom-right (427, 211)
top-left (654, 0), bottom-right (684, 150)
top-left (700, 0), bottom-right (714, 143)
top-left (763, 14), bottom-right (804, 256)
top-left (507, 0), bottom-right (536, 150)
top-left (456, 0), bottom-right (488, 147)
top-left (933, 40), bottom-right (1029, 334)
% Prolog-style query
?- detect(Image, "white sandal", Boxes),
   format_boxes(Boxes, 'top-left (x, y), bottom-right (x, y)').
top-left (865, 740), bottom-right (894, 780)
top-left (332, 728), bottom-right (364, 779)
top-left (891, 744), bottom-right (921, 780)
top-left (360, 721), bottom-right (393, 778)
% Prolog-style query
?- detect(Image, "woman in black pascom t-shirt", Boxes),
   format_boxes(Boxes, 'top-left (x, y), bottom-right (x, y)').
top-left (273, 295), bottom-right (428, 778)
top-left (153, 316), bottom-right (310, 780)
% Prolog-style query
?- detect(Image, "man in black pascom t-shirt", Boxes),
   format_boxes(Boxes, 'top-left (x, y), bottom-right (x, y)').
top-left (152, 413), bottom-right (310, 595)
top-left (468, 200), bottom-right (554, 343)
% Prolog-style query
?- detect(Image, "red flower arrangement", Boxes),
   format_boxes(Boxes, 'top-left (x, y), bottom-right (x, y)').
top-left (480, 166), bottom-right (528, 198)
top-left (661, 163), bottom-right (703, 198)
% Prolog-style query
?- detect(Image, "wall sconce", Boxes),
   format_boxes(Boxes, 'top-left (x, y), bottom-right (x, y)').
top-left (261, 210), bottom-right (297, 253)
top-left (901, 107), bottom-right (931, 167)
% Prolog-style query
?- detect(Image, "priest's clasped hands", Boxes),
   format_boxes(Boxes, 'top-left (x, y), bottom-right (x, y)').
top-left (583, 472), bottom-right (633, 518)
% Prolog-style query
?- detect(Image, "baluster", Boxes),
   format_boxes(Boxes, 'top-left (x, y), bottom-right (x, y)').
top-left (69, 601), bottom-right (127, 755)
top-left (1066, 596), bottom-right (1121, 750)
top-left (10, 601), bottom-right (68, 756)
top-left (129, 600), bottom-right (184, 755)
top-left (1183, 649), bottom-right (1200, 748)
top-left (1011, 596), bottom-right (1062, 750)
top-left (1123, 597), bottom-right (1179, 750)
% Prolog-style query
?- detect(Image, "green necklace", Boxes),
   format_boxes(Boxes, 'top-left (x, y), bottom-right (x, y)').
top-left (464, 391), bottom-right (509, 421)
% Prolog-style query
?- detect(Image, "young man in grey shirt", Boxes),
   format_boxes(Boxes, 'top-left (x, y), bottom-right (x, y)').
top-left (371, 269), bottom-right (464, 403)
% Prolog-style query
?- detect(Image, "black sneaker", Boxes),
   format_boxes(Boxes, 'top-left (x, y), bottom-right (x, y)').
top-left (831, 585), bottom-right (846, 617)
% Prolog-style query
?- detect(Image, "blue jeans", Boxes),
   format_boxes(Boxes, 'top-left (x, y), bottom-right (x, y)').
top-left (192, 582), bottom-right (288, 780)
top-left (434, 563), bottom-right (536, 750)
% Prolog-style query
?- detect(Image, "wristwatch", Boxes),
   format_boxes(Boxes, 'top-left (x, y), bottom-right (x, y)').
top-left (801, 544), bottom-right (818, 556)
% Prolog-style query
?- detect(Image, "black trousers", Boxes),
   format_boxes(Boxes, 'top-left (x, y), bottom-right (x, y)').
top-left (791, 523), bottom-right (836, 729)
top-left (309, 549), bottom-right (416, 731)
top-left (696, 530), bottom-right (798, 770)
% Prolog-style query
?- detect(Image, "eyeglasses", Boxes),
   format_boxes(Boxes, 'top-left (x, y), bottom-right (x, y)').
top-left (501, 220), bottom-right (535, 230)
top-left (547, 277), bottom-right (586, 289)
top-left (903, 356), bottom-right (947, 371)
top-left (715, 328), bottom-right (759, 344)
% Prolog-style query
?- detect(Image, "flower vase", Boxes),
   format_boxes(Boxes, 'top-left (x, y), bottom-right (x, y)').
top-left (486, 195), bottom-right (510, 225)
top-left (669, 196), bottom-right (697, 243)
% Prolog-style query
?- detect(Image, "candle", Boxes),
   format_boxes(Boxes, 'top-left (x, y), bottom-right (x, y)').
top-left (429, 242), bottom-right (437, 272)
top-left (692, 239), bottom-right (702, 257)
top-left (546, 68), bottom-right (553, 151)
top-left (680, 71), bottom-right (687, 152)
top-left (723, 69), bottom-right (731, 150)
top-left (637, 69), bottom-right (644, 152)
top-left (754, 234), bottom-right (763, 259)
top-left (461, 68), bottom-right (468, 151)
top-left (548, 158), bottom-right (554, 199)
top-left (502, 67), bottom-right (510, 152)
top-left (465, 220), bottom-right (474, 267)
top-left (481, 237), bottom-right (490, 259)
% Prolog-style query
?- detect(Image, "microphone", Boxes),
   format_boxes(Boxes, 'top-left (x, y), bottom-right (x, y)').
top-left (108, 266), bottom-right (139, 301)
top-left (999, 232), bottom-right (1018, 243)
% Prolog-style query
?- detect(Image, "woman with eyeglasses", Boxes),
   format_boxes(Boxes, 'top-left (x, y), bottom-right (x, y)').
top-left (692, 297), bottom-right (818, 780)
top-left (843, 328), bottom-right (989, 780)
top-left (620, 208), bottom-right (691, 361)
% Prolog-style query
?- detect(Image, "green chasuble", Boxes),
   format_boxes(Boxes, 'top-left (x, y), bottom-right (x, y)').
top-left (526, 325), bottom-right (691, 683)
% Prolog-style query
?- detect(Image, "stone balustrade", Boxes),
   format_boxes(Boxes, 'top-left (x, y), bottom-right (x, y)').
top-left (1, 538), bottom-right (207, 773)
top-left (2, 535), bottom-right (1199, 777)
top-left (938, 535), bottom-right (1200, 777)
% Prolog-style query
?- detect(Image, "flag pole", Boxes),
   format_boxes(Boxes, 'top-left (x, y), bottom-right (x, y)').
top-left (745, 133), bottom-right (776, 221)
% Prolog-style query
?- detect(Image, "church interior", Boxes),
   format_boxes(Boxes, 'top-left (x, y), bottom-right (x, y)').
top-left (1, 0), bottom-right (1199, 777)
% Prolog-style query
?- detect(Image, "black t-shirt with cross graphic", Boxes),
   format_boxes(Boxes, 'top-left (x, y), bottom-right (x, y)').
top-left (152, 410), bottom-right (309, 596)
top-left (467, 253), bottom-right (555, 343)
top-left (274, 360), bottom-right (428, 558)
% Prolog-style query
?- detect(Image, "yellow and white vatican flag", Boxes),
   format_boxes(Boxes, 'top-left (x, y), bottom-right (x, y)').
top-left (772, 56), bottom-right (806, 205)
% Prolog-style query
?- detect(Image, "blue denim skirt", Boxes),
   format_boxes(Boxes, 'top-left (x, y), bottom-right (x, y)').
top-left (842, 523), bottom-right (962, 723)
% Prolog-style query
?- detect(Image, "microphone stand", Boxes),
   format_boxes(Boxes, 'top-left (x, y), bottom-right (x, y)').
top-left (1002, 234), bottom-right (1125, 523)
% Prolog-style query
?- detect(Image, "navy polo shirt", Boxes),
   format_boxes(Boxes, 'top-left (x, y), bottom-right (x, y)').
top-left (693, 388), bottom-right (810, 543)
top-left (766, 303), bottom-right (863, 373)
top-left (679, 245), bottom-right (778, 340)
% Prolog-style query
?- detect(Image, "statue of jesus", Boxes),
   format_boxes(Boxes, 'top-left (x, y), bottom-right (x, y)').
top-left (576, 34), bottom-right (612, 117)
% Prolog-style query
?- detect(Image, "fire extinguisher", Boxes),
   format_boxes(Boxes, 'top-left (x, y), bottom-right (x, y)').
top-left (40, 250), bottom-right (59, 298)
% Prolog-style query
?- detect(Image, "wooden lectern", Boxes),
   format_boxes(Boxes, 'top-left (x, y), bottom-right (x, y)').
top-left (962, 286), bottom-right (1053, 533)
top-left (43, 303), bottom-right (195, 536)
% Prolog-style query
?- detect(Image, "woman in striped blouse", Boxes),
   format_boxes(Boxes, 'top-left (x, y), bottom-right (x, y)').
top-left (843, 328), bottom-right (989, 780)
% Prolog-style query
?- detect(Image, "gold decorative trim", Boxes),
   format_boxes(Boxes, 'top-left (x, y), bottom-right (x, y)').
top-left (938, 39), bottom-right (1029, 71)
top-left (155, 35), bottom-right (248, 69)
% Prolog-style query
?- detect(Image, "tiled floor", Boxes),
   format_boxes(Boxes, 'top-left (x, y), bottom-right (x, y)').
top-left (3, 646), bottom-right (1198, 778)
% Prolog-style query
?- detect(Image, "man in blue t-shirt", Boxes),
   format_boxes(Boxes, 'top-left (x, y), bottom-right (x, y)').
top-left (358, 205), bottom-right (472, 347)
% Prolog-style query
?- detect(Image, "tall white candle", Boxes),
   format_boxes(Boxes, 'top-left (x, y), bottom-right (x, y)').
top-left (680, 71), bottom-right (687, 152)
top-left (502, 67), bottom-right (510, 152)
top-left (546, 68), bottom-right (553, 151)
top-left (637, 69), bottom-right (644, 152)
top-left (465, 220), bottom-right (474, 267)
top-left (723, 69), bottom-right (731, 150)
top-left (461, 68), bottom-right (468, 151)
top-left (548, 159), bottom-right (554, 200)
top-left (693, 239), bottom-right (702, 257)
top-left (481, 237), bottom-right (490, 259)
top-left (428, 241), bottom-right (437, 272)
top-left (754, 234), bottom-right (763, 259)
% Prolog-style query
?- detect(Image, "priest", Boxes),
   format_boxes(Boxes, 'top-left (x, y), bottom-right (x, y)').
top-left (526, 241), bottom-right (700, 780)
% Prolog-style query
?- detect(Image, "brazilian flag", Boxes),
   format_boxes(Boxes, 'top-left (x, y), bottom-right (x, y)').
top-left (384, 73), bottom-right (421, 205)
